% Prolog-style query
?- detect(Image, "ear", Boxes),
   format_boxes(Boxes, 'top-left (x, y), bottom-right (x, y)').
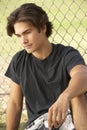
top-left (42, 24), bottom-right (46, 33)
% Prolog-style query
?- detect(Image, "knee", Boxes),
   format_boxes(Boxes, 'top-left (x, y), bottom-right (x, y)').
top-left (71, 93), bottom-right (87, 107)
top-left (70, 93), bottom-right (87, 117)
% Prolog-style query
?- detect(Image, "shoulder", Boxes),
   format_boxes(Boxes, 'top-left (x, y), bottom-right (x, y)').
top-left (53, 43), bottom-right (77, 55)
top-left (54, 43), bottom-right (74, 50)
top-left (12, 49), bottom-right (26, 60)
top-left (10, 49), bottom-right (29, 72)
top-left (11, 49), bottom-right (27, 65)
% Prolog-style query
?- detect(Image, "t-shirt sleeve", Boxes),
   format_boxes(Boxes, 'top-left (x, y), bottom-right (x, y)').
top-left (64, 47), bottom-right (86, 74)
top-left (5, 54), bottom-right (20, 84)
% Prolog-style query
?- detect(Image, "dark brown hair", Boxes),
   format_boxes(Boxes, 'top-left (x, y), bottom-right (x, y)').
top-left (6, 3), bottom-right (53, 37)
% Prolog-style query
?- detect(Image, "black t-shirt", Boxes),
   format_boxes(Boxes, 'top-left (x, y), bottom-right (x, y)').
top-left (5, 43), bottom-right (85, 124)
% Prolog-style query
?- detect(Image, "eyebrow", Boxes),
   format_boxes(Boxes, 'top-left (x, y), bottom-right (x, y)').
top-left (15, 28), bottom-right (31, 36)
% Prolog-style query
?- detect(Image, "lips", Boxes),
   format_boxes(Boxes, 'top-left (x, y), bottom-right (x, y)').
top-left (24, 44), bottom-right (32, 49)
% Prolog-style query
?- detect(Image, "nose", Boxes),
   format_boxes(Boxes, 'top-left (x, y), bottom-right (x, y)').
top-left (20, 36), bottom-right (28, 44)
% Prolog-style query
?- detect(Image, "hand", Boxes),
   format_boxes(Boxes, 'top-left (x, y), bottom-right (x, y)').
top-left (47, 93), bottom-right (70, 129)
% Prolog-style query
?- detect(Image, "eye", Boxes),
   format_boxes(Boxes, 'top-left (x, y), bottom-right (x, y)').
top-left (15, 34), bottom-right (21, 38)
top-left (25, 30), bottom-right (31, 34)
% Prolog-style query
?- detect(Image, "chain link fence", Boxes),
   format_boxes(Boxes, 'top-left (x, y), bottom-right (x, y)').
top-left (0, 0), bottom-right (87, 129)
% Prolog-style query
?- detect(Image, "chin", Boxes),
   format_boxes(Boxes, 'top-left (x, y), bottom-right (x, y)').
top-left (27, 51), bottom-right (31, 54)
top-left (26, 49), bottom-right (34, 54)
top-left (26, 48), bottom-right (37, 54)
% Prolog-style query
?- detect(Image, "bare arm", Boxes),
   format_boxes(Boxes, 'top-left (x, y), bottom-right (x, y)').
top-left (6, 80), bottom-right (23, 130)
top-left (64, 64), bottom-right (87, 99)
top-left (48, 65), bottom-right (87, 129)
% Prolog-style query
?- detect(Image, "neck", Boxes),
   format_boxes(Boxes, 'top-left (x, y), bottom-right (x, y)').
top-left (32, 42), bottom-right (53, 60)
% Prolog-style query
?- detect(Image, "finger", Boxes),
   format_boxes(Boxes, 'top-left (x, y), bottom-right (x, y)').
top-left (48, 107), bottom-right (53, 129)
top-left (53, 120), bottom-right (59, 129)
top-left (52, 108), bottom-right (57, 123)
top-left (56, 110), bottom-right (62, 126)
top-left (57, 110), bottom-right (66, 125)
top-left (61, 108), bottom-right (68, 123)
top-left (52, 110), bottom-right (58, 128)
top-left (62, 111), bottom-right (66, 122)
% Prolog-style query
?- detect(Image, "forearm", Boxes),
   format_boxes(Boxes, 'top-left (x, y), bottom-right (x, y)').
top-left (6, 100), bottom-right (22, 130)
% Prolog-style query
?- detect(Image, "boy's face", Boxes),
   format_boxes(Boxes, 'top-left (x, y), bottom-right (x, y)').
top-left (14, 22), bottom-right (46, 54)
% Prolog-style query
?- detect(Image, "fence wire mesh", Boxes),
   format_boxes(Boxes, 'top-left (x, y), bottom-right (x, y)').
top-left (0, 0), bottom-right (87, 128)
